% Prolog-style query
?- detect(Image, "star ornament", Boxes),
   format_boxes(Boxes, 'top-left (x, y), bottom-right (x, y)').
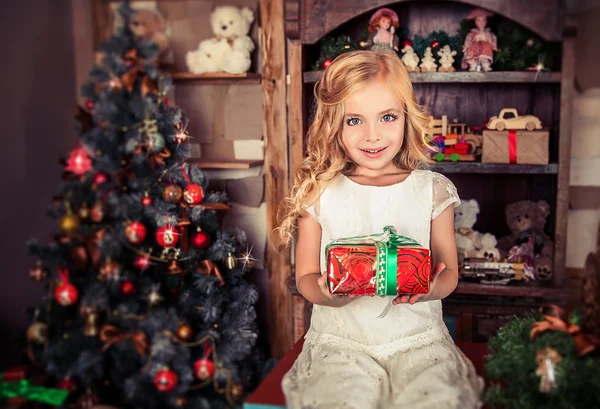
top-left (65, 145), bottom-right (93, 176)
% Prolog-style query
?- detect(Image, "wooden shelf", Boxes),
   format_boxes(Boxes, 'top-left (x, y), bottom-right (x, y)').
top-left (431, 162), bottom-right (558, 174)
top-left (453, 280), bottom-right (566, 299)
top-left (168, 72), bottom-right (262, 85)
top-left (187, 159), bottom-right (264, 169)
top-left (303, 70), bottom-right (561, 84)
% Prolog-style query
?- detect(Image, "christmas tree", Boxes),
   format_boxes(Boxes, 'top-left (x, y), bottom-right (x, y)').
top-left (23, 2), bottom-right (264, 408)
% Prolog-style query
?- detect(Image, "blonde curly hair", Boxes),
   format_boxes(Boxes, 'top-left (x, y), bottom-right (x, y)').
top-left (274, 50), bottom-right (434, 248)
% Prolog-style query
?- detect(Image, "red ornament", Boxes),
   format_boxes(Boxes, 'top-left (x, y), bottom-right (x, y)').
top-left (65, 145), bottom-right (93, 176)
top-left (134, 254), bottom-right (152, 271)
top-left (121, 281), bottom-right (136, 296)
top-left (183, 184), bottom-right (204, 205)
top-left (141, 194), bottom-right (153, 207)
top-left (322, 59), bottom-right (332, 69)
top-left (57, 378), bottom-right (77, 391)
top-left (125, 221), bottom-right (147, 244)
top-left (85, 100), bottom-right (95, 110)
top-left (55, 283), bottom-right (78, 306)
top-left (154, 369), bottom-right (178, 392)
top-left (90, 201), bottom-right (104, 223)
top-left (191, 229), bottom-right (211, 250)
top-left (193, 358), bottom-right (215, 380)
top-left (92, 172), bottom-right (108, 185)
top-left (430, 40), bottom-right (440, 49)
top-left (401, 39), bottom-right (413, 48)
top-left (164, 97), bottom-right (170, 105)
top-left (156, 225), bottom-right (180, 248)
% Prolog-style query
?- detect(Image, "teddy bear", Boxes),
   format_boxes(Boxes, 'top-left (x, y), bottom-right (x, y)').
top-left (497, 200), bottom-right (554, 280)
top-left (454, 199), bottom-right (500, 261)
top-left (129, 8), bottom-right (170, 62)
top-left (437, 45), bottom-right (457, 72)
top-left (186, 6), bottom-right (255, 75)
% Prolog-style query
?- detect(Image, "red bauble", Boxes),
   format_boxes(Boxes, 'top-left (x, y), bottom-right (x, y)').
top-left (193, 358), bottom-right (215, 380)
top-left (121, 281), bottom-right (136, 296)
top-left (65, 146), bottom-right (93, 176)
top-left (322, 59), bottom-right (332, 69)
top-left (125, 221), bottom-right (147, 244)
top-left (85, 100), bottom-right (95, 110)
top-left (92, 172), bottom-right (108, 185)
top-left (401, 39), bottom-right (413, 48)
top-left (57, 378), bottom-right (77, 391)
top-left (164, 97), bottom-right (171, 105)
top-left (133, 254), bottom-right (151, 270)
top-left (55, 282), bottom-right (78, 306)
top-left (430, 40), bottom-right (440, 49)
top-left (154, 369), bottom-right (178, 392)
top-left (156, 225), bottom-right (180, 248)
top-left (141, 194), bottom-right (153, 207)
top-left (191, 230), bottom-right (211, 250)
top-left (183, 184), bottom-right (204, 205)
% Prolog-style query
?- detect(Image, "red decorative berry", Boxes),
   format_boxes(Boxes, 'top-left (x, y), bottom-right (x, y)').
top-left (54, 283), bottom-right (78, 306)
top-left (322, 59), bottom-right (332, 69)
top-left (141, 194), bottom-right (153, 207)
top-left (133, 254), bottom-right (151, 271)
top-left (85, 100), bottom-right (95, 110)
top-left (125, 221), bottom-right (147, 244)
top-left (183, 184), bottom-right (204, 205)
top-left (430, 40), bottom-right (440, 49)
top-left (92, 172), bottom-right (108, 185)
top-left (121, 281), bottom-right (136, 296)
top-left (156, 225), bottom-right (180, 248)
top-left (193, 358), bottom-right (215, 380)
top-left (57, 378), bottom-right (77, 391)
top-left (191, 230), bottom-right (211, 250)
top-left (154, 369), bottom-right (178, 392)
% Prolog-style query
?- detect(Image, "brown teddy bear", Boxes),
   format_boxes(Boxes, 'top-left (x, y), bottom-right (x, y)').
top-left (129, 9), bottom-right (170, 61)
top-left (497, 200), bottom-right (554, 280)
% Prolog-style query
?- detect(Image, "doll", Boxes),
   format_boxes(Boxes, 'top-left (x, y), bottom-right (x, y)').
top-left (461, 8), bottom-right (497, 72)
top-left (366, 8), bottom-right (400, 52)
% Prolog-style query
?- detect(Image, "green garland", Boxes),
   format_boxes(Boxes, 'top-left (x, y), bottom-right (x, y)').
top-left (484, 311), bottom-right (600, 409)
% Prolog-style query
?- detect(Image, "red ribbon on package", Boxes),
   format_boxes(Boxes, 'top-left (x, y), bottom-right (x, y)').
top-left (508, 130), bottom-right (518, 164)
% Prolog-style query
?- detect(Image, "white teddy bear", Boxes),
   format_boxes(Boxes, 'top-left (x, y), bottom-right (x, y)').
top-left (186, 6), bottom-right (255, 75)
top-left (454, 199), bottom-right (500, 261)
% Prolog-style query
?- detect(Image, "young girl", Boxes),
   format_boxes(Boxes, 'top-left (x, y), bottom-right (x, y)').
top-left (276, 50), bottom-right (484, 409)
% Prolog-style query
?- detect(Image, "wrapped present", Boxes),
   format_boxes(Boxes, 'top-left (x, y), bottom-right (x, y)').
top-left (326, 226), bottom-right (431, 296)
top-left (482, 129), bottom-right (549, 164)
top-left (0, 369), bottom-right (69, 406)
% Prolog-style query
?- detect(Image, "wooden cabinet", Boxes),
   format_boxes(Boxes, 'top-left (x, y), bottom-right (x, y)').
top-left (284, 0), bottom-right (576, 347)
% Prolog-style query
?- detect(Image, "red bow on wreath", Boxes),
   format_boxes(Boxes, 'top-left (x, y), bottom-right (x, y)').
top-left (530, 304), bottom-right (600, 356)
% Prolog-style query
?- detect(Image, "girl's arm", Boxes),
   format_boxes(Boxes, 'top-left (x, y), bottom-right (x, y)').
top-left (394, 205), bottom-right (459, 304)
top-left (295, 210), bottom-right (354, 308)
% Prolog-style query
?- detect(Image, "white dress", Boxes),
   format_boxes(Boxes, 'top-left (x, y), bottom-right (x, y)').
top-left (282, 170), bottom-right (484, 409)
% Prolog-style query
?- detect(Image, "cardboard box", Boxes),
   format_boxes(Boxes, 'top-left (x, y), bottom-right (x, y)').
top-left (482, 129), bottom-right (549, 164)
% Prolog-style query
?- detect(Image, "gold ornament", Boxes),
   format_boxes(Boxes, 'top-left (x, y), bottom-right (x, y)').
top-left (78, 205), bottom-right (90, 220)
top-left (230, 383), bottom-right (244, 400)
top-left (147, 288), bottom-right (164, 306)
top-left (226, 252), bottom-right (237, 270)
top-left (177, 323), bottom-right (193, 341)
top-left (163, 185), bottom-right (183, 203)
top-left (83, 312), bottom-right (100, 337)
top-left (535, 347), bottom-right (562, 393)
top-left (26, 322), bottom-right (48, 344)
top-left (59, 212), bottom-right (80, 234)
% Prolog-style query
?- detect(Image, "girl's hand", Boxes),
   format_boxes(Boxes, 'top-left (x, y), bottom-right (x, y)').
top-left (317, 274), bottom-right (356, 308)
top-left (392, 262), bottom-right (446, 305)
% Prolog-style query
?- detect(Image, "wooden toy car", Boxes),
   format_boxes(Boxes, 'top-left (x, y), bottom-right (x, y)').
top-left (487, 108), bottom-right (542, 131)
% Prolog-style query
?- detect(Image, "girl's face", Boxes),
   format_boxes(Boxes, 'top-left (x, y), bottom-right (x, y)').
top-left (379, 17), bottom-right (391, 30)
top-left (341, 79), bottom-right (405, 176)
top-left (475, 16), bottom-right (487, 30)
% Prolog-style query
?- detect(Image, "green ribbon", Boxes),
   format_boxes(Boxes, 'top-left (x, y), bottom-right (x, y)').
top-left (0, 375), bottom-right (69, 406)
top-left (326, 226), bottom-right (421, 296)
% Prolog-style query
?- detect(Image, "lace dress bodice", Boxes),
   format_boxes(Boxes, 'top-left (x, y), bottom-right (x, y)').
top-left (304, 170), bottom-right (460, 358)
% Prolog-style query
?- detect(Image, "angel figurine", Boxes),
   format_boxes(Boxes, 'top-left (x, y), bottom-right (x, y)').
top-left (365, 8), bottom-right (400, 52)
top-left (462, 8), bottom-right (497, 72)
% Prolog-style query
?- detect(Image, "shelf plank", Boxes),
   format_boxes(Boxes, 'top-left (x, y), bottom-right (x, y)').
top-left (187, 159), bottom-right (264, 169)
top-left (431, 162), bottom-right (558, 174)
top-left (303, 70), bottom-right (561, 84)
top-left (454, 281), bottom-right (566, 299)
top-left (168, 72), bottom-right (262, 85)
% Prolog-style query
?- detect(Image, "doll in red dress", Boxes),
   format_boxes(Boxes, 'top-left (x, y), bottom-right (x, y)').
top-left (365, 8), bottom-right (400, 52)
top-left (462, 8), bottom-right (497, 72)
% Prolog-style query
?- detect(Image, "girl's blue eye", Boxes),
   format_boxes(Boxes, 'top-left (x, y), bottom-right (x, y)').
top-left (346, 117), bottom-right (361, 126)
top-left (382, 113), bottom-right (397, 122)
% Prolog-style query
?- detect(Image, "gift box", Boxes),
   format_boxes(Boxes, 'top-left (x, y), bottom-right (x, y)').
top-left (0, 367), bottom-right (69, 407)
top-left (482, 129), bottom-right (549, 164)
top-left (326, 226), bottom-right (431, 296)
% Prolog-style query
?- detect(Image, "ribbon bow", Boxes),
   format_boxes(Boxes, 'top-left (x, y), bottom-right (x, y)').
top-left (121, 49), bottom-right (159, 97)
top-left (100, 325), bottom-right (148, 356)
top-left (197, 260), bottom-right (225, 286)
top-left (0, 377), bottom-right (69, 405)
top-left (327, 226), bottom-right (421, 296)
top-left (530, 304), bottom-right (600, 357)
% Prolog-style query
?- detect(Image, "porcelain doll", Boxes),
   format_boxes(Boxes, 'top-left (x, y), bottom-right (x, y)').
top-left (462, 8), bottom-right (497, 72)
top-left (366, 8), bottom-right (400, 52)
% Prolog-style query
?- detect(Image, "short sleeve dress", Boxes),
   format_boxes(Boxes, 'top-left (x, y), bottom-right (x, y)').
top-left (282, 170), bottom-right (484, 409)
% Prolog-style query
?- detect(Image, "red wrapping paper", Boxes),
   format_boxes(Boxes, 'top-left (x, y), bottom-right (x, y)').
top-left (326, 245), bottom-right (431, 296)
